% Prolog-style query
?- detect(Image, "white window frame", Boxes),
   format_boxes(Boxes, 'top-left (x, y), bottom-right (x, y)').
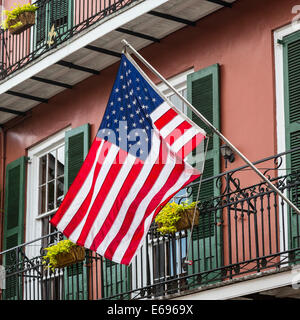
top-left (274, 22), bottom-right (300, 255)
top-left (25, 127), bottom-right (70, 258)
top-left (157, 68), bottom-right (194, 110)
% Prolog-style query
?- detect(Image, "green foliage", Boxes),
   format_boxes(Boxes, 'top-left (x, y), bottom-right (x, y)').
top-left (7, 21), bottom-right (23, 30)
top-left (43, 240), bottom-right (76, 271)
top-left (1, 3), bottom-right (38, 30)
top-left (155, 201), bottom-right (198, 235)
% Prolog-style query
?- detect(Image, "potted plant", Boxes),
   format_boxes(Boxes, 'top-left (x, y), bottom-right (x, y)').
top-left (1, 3), bottom-right (38, 35)
top-left (155, 201), bottom-right (200, 235)
top-left (42, 240), bottom-right (85, 271)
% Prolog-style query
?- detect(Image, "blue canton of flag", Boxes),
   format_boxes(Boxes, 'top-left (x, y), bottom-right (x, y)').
top-left (97, 57), bottom-right (164, 161)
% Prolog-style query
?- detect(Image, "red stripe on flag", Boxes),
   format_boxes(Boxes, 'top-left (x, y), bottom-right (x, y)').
top-left (120, 168), bottom-right (198, 265)
top-left (62, 141), bottom-right (113, 237)
top-left (96, 139), bottom-right (168, 257)
top-left (81, 158), bottom-right (144, 249)
top-left (72, 147), bottom-right (127, 246)
top-left (164, 121), bottom-right (192, 146)
top-left (176, 132), bottom-right (206, 160)
top-left (154, 108), bottom-right (177, 130)
top-left (50, 138), bottom-right (102, 227)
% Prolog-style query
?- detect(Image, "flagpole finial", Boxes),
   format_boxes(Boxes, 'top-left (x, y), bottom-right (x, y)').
top-left (121, 39), bottom-right (130, 54)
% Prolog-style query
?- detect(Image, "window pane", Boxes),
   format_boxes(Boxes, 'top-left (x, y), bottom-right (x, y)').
top-left (169, 94), bottom-right (183, 113)
top-left (153, 243), bottom-right (165, 280)
top-left (39, 185), bottom-right (46, 214)
top-left (48, 151), bottom-right (56, 182)
top-left (39, 155), bottom-right (47, 185)
top-left (57, 146), bottom-right (65, 177)
top-left (56, 176), bottom-right (64, 207)
top-left (47, 181), bottom-right (55, 211)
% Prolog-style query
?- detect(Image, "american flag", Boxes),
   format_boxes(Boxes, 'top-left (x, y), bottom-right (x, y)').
top-left (50, 54), bottom-right (206, 265)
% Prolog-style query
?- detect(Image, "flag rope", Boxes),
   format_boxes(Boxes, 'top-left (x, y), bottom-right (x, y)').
top-left (184, 135), bottom-right (210, 265)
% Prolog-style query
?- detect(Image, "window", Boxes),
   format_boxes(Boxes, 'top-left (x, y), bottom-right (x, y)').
top-left (26, 124), bottom-right (90, 252)
top-left (38, 144), bottom-right (65, 237)
top-left (152, 236), bottom-right (188, 297)
top-left (26, 128), bottom-right (69, 255)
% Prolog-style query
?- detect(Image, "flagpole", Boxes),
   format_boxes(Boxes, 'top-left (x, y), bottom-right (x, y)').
top-left (121, 39), bottom-right (300, 215)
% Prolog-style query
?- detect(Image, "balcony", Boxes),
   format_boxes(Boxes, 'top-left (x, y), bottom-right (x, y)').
top-left (1, 148), bottom-right (300, 300)
top-left (0, 0), bottom-right (235, 125)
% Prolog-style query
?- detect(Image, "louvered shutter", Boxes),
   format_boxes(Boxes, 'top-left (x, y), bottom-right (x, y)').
top-left (63, 124), bottom-right (90, 300)
top-left (187, 65), bottom-right (221, 237)
top-left (50, 0), bottom-right (69, 28)
top-left (35, 2), bottom-right (47, 45)
top-left (102, 258), bottom-right (131, 299)
top-left (186, 65), bottom-right (222, 285)
top-left (282, 31), bottom-right (300, 254)
top-left (3, 156), bottom-right (26, 300)
top-left (64, 124), bottom-right (90, 193)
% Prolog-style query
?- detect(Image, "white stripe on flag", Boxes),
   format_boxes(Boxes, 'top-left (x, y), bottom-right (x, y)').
top-left (66, 143), bottom-right (121, 242)
top-left (111, 144), bottom-right (176, 262)
top-left (159, 114), bottom-right (184, 138)
top-left (122, 165), bottom-right (196, 264)
top-left (92, 132), bottom-right (162, 255)
top-left (81, 153), bottom-right (137, 248)
top-left (171, 126), bottom-right (199, 153)
top-left (56, 140), bottom-right (105, 232)
top-left (150, 101), bottom-right (170, 123)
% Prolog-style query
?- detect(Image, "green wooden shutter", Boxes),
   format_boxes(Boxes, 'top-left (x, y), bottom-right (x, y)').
top-left (186, 65), bottom-right (222, 285)
top-left (64, 124), bottom-right (90, 193)
top-left (50, 0), bottom-right (69, 27)
top-left (35, 2), bottom-right (47, 45)
top-left (282, 31), bottom-right (300, 257)
top-left (50, 0), bottom-right (73, 42)
top-left (63, 124), bottom-right (90, 300)
top-left (3, 156), bottom-right (26, 300)
top-left (102, 258), bottom-right (131, 299)
top-left (187, 64), bottom-right (221, 202)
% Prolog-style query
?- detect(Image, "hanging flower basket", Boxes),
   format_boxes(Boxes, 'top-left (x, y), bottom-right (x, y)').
top-left (155, 201), bottom-right (200, 235)
top-left (174, 208), bottom-right (199, 232)
top-left (1, 3), bottom-right (38, 35)
top-left (55, 245), bottom-right (85, 268)
top-left (43, 240), bottom-right (85, 271)
top-left (7, 11), bottom-right (36, 35)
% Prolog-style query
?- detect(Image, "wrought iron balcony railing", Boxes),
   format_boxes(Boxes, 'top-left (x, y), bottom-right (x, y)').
top-left (0, 0), bottom-right (138, 80)
top-left (0, 148), bottom-right (300, 300)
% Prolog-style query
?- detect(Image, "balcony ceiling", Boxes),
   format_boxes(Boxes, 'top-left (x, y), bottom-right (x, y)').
top-left (0, 0), bottom-right (236, 126)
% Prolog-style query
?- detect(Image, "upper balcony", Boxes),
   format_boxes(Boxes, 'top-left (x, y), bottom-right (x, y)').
top-left (0, 0), bottom-right (235, 125)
